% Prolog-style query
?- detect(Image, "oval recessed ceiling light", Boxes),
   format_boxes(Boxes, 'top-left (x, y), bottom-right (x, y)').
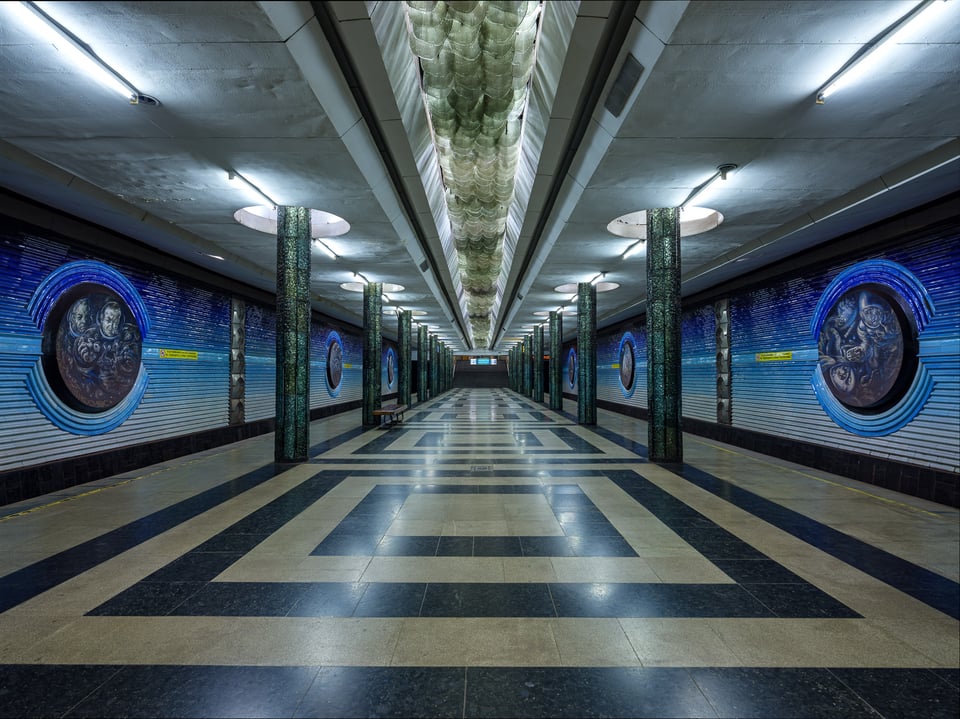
top-left (340, 282), bottom-right (405, 293)
top-left (553, 282), bottom-right (619, 294)
top-left (606, 206), bottom-right (723, 240)
top-left (233, 206), bottom-right (351, 238)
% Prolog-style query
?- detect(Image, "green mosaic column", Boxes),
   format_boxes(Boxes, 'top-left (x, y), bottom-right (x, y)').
top-left (577, 282), bottom-right (597, 425)
top-left (523, 335), bottom-right (533, 397)
top-left (512, 347), bottom-right (519, 391)
top-left (418, 324), bottom-right (429, 401)
top-left (275, 206), bottom-right (311, 462)
top-left (532, 325), bottom-right (544, 402)
top-left (445, 346), bottom-right (452, 392)
top-left (429, 333), bottom-right (438, 397)
top-left (549, 310), bottom-right (562, 411)
top-left (646, 207), bottom-right (683, 462)
top-left (362, 282), bottom-right (383, 427)
top-left (398, 310), bottom-right (412, 407)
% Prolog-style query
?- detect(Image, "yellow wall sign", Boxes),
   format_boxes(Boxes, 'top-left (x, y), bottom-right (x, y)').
top-left (158, 349), bottom-right (198, 360)
top-left (756, 351), bottom-right (793, 362)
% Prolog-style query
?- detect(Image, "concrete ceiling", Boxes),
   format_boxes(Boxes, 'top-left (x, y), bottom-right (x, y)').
top-left (0, 0), bottom-right (957, 351)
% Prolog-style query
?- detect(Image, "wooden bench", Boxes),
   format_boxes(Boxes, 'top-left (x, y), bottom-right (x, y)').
top-left (372, 403), bottom-right (407, 428)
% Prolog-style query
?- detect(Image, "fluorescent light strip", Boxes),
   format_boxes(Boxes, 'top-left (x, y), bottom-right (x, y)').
top-left (817, 0), bottom-right (946, 104)
top-left (228, 171), bottom-right (277, 208)
top-left (680, 164), bottom-right (737, 210)
top-left (622, 240), bottom-right (644, 260)
top-left (17, 2), bottom-right (144, 103)
top-left (313, 239), bottom-right (338, 260)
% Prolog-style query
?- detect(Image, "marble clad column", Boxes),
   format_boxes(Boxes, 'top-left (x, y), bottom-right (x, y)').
top-left (398, 310), bottom-right (412, 407)
top-left (418, 324), bottom-right (429, 401)
top-left (646, 207), bottom-right (683, 462)
top-left (275, 206), bottom-right (311, 462)
top-left (532, 324), bottom-right (544, 402)
top-left (429, 333), bottom-right (438, 397)
top-left (549, 310), bottom-right (562, 411)
top-left (577, 281), bottom-right (597, 425)
top-left (361, 281), bottom-right (383, 427)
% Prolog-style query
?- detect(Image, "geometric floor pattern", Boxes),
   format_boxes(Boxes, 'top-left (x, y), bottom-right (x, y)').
top-left (0, 388), bottom-right (957, 717)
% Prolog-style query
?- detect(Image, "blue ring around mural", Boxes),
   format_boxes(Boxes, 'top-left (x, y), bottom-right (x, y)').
top-left (385, 346), bottom-right (397, 389)
top-left (566, 348), bottom-right (577, 389)
top-left (618, 332), bottom-right (637, 398)
top-left (26, 261), bottom-right (151, 435)
top-left (326, 331), bottom-right (344, 397)
top-left (810, 259), bottom-right (935, 436)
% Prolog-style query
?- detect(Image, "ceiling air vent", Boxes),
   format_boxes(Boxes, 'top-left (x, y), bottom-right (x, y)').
top-left (604, 53), bottom-right (644, 118)
top-left (419, 260), bottom-right (429, 272)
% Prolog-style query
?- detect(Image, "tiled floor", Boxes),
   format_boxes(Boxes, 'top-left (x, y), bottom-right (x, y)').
top-left (0, 388), bottom-right (957, 718)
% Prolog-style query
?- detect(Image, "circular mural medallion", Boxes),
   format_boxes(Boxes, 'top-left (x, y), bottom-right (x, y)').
top-left (619, 337), bottom-right (635, 393)
top-left (326, 334), bottom-right (343, 394)
top-left (816, 285), bottom-right (914, 412)
top-left (386, 347), bottom-right (396, 388)
top-left (47, 285), bottom-right (142, 411)
top-left (567, 348), bottom-right (577, 389)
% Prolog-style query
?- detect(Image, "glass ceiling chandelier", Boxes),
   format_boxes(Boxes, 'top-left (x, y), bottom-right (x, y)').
top-left (404, 0), bottom-right (541, 346)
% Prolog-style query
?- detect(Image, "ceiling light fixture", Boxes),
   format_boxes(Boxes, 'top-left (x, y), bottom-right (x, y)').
top-left (680, 164), bottom-right (737, 210)
top-left (816, 0), bottom-right (949, 104)
top-left (15, 1), bottom-right (158, 105)
top-left (354, 272), bottom-right (369, 285)
top-left (228, 171), bottom-right (277, 209)
top-left (313, 239), bottom-right (338, 260)
top-left (622, 240), bottom-right (645, 260)
top-left (590, 272), bottom-right (607, 286)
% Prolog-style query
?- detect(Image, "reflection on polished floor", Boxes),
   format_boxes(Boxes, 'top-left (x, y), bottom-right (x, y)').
top-left (1, 388), bottom-right (957, 718)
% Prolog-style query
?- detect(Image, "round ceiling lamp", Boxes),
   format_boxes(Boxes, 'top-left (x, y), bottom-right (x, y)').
top-left (340, 282), bottom-right (405, 293)
top-left (606, 206), bottom-right (723, 240)
top-left (553, 282), bottom-right (620, 294)
top-left (233, 206), bottom-right (350, 238)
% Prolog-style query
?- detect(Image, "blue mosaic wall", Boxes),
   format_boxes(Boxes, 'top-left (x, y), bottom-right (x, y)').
top-left (589, 233), bottom-right (959, 474)
top-left (0, 221), bottom-right (368, 476)
top-left (730, 236), bottom-right (958, 473)
top-left (0, 229), bottom-right (229, 473)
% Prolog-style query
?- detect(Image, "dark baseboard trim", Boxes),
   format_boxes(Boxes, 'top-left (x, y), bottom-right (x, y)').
top-left (592, 397), bottom-right (958, 507)
top-left (1, 400), bottom-right (363, 508)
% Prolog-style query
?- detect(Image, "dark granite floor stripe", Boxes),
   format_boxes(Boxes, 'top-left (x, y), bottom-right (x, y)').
top-left (0, 463), bottom-right (283, 614)
top-left (551, 403), bottom-right (960, 620)
top-left (5, 664), bottom-right (955, 719)
top-left (90, 581), bottom-right (854, 619)
top-left (675, 464), bottom-right (960, 620)
top-left (1, 426), bottom-right (362, 613)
